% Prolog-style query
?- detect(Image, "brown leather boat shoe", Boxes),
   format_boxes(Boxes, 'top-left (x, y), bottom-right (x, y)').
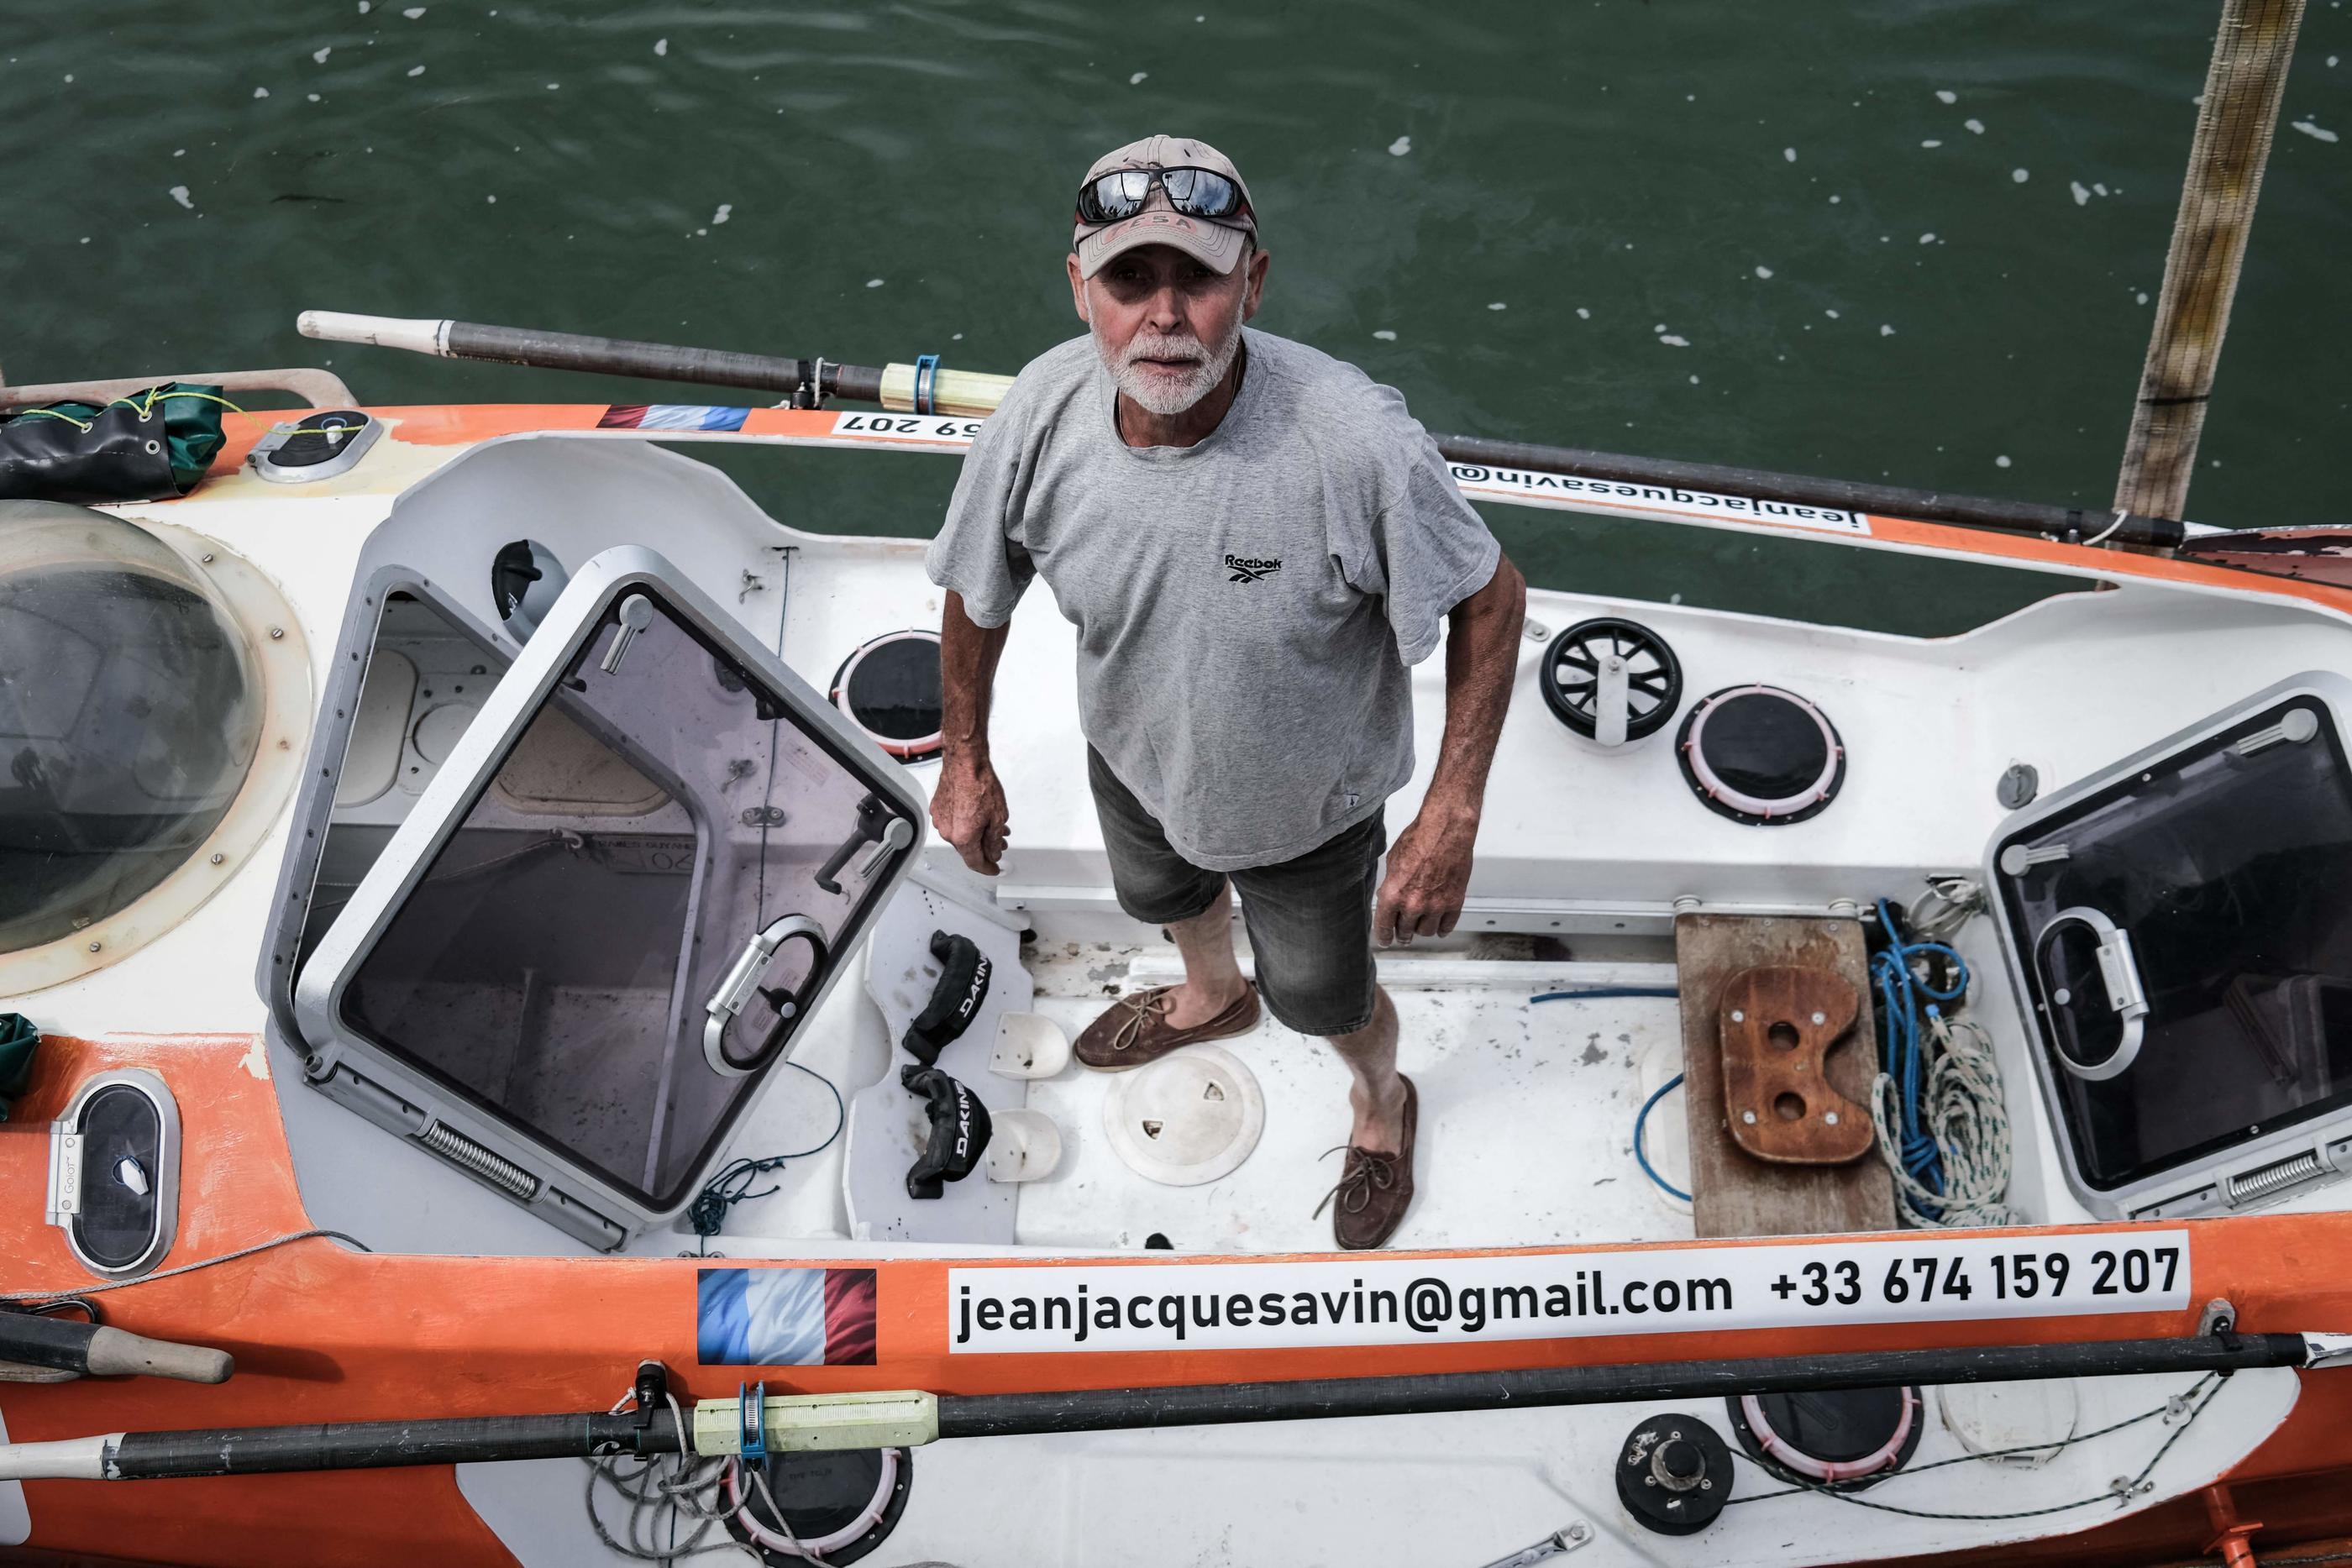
top-left (1315, 1075), bottom-right (1418, 1251)
top-left (1074, 983), bottom-right (1261, 1071)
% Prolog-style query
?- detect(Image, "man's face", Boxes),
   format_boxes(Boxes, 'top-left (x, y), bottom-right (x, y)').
top-left (1067, 242), bottom-right (1271, 416)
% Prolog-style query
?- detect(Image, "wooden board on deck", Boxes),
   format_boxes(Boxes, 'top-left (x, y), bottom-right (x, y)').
top-left (1675, 913), bottom-right (1895, 1238)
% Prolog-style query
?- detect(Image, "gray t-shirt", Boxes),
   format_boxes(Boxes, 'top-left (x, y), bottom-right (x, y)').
top-left (926, 328), bottom-right (1500, 873)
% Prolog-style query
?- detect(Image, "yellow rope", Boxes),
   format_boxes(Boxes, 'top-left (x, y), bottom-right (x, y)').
top-left (11, 407), bottom-right (94, 432)
top-left (6, 388), bottom-right (247, 434)
top-left (105, 387), bottom-right (249, 421)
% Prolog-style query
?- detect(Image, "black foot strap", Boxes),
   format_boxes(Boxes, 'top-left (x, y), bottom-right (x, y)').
top-left (902, 1066), bottom-right (992, 1199)
top-left (902, 930), bottom-right (991, 1066)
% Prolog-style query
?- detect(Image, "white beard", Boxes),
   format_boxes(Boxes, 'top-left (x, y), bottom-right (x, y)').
top-left (1096, 317), bottom-right (1244, 417)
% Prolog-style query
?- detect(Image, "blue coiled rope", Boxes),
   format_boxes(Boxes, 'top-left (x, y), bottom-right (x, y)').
top-left (1633, 1073), bottom-right (1692, 1201)
top-left (1869, 897), bottom-right (1970, 1209)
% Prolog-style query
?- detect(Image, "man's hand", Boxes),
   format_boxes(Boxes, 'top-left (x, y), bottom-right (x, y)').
top-left (932, 757), bottom-right (1011, 876)
top-left (1373, 551), bottom-right (1523, 946)
top-left (1374, 808), bottom-right (1478, 945)
top-left (935, 590), bottom-right (1013, 874)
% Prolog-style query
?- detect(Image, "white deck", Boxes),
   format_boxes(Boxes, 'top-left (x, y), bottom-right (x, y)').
top-left (1011, 951), bottom-right (1690, 1254)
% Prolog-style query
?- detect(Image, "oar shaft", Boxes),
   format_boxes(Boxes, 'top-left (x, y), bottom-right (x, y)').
top-left (1435, 434), bottom-right (2187, 550)
top-left (934, 1333), bottom-right (2307, 1441)
top-left (0, 1409), bottom-right (683, 1482)
top-left (297, 312), bottom-right (821, 397)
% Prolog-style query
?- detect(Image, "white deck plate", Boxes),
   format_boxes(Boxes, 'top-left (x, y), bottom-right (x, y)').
top-left (1014, 987), bottom-right (1692, 1252)
top-left (844, 878), bottom-right (1037, 1244)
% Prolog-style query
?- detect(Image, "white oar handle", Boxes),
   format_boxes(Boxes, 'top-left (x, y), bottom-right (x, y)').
top-left (297, 310), bottom-right (453, 357)
top-left (0, 1433), bottom-right (121, 1481)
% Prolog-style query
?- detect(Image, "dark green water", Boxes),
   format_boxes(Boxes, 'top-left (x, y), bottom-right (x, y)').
top-left (7, 3), bottom-right (2349, 629)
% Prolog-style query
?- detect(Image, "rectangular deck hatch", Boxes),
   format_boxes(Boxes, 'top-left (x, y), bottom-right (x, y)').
top-left (293, 546), bottom-right (926, 1239)
top-left (1989, 673), bottom-right (2352, 1218)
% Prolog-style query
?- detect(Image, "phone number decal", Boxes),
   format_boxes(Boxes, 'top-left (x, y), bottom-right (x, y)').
top-left (1771, 1239), bottom-right (2185, 1311)
top-left (829, 412), bottom-right (984, 445)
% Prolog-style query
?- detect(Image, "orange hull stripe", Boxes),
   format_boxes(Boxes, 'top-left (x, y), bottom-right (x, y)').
top-left (191, 406), bottom-right (2352, 618)
top-left (10, 1035), bottom-right (2352, 1560)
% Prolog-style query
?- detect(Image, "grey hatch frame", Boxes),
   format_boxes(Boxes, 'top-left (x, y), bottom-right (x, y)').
top-left (291, 544), bottom-right (927, 1246)
top-left (1984, 669), bottom-right (2352, 1222)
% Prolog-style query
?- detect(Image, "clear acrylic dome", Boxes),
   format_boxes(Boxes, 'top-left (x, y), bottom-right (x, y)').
top-left (0, 501), bottom-right (263, 954)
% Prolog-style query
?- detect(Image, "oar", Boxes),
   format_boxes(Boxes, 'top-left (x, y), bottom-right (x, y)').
top-left (0, 1313), bottom-right (232, 1385)
top-left (296, 310), bottom-right (1011, 418)
top-left (5, 1329), bottom-right (2335, 1481)
top-left (296, 310), bottom-right (2187, 550)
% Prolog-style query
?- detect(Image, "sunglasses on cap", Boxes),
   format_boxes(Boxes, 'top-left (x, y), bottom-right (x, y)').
top-left (1074, 165), bottom-right (1252, 227)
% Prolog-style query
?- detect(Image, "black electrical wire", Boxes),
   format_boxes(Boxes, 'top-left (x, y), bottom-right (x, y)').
top-left (1721, 1372), bottom-right (2228, 1519)
top-left (688, 1062), bottom-right (847, 1253)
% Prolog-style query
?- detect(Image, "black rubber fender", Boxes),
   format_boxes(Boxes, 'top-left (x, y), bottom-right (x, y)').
top-left (901, 930), bottom-right (991, 1066)
top-left (901, 1066), bottom-right (991, 1199)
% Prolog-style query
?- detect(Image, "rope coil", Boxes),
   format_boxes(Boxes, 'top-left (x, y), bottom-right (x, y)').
top-left (1869, 894), bottom-right (2020, 1229)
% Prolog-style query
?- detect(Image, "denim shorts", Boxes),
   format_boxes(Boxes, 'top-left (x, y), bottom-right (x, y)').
top-left (1087, 747), bottom-right (1384, 1037)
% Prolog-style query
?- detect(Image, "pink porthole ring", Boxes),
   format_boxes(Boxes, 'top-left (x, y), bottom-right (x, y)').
top-left (1676, 684), bottom-right (1847, 826)
top-left (1739, 1387), bottom-right (1920, 1485)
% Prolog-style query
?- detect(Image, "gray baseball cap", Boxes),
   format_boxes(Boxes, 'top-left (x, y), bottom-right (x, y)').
top-left (1071, 134), bottom-right (1257, 279)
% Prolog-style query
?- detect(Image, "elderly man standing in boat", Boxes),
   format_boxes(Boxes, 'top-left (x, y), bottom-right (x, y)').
top-left (927, 134), bottom-right (1525, 1251)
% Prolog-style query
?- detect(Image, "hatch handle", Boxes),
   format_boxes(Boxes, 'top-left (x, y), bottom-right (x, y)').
top-left (815, 794), bottom-right (911, 894)
top-left (2039, 905), bottom-right (2149, 1082)
top-left (856, 816), bottom-right (915, 878)
top-left (703, 915), bottom-right (830, 1078)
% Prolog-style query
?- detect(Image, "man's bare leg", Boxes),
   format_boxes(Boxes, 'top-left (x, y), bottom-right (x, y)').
top-left (1326, 986), bottom-right (1408, 1154)
top-left (1161, 884), bottom-right (1252, 1029)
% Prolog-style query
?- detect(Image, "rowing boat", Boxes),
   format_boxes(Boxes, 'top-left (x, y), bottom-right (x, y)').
top-left (3, 331), bottom-right (2349, 1567)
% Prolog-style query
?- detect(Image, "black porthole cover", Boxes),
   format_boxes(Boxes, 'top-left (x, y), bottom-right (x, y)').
top-left (1726, 1386), bottom-right (1924, 1492)
top-left (727, 1447), bottom-right (912, 1565)
top-left (829, 630), bottom-right (943, 763)
top-left (1540, 617), bottom-right (1683, 742)
top-left (1677, 684), bottom-right (1846, 826)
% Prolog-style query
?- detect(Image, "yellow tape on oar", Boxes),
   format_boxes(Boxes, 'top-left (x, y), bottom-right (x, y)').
top-left (878, 363), bottom-right (1014, 418)
top-left (690, 1388), bottom-right (939, 1455)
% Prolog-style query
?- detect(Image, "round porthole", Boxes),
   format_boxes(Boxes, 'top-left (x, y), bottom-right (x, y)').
top-left (1728, 1386), bottom-right (1923, 1491)
top-left (1539, 618), bottom-right (1681, 746)
top-left (829, 631), bottom-right (942, 763)
top-left (725, 1446), bottom-right (912, 1565)
top-left (1677, 684), bottom-right (1845, 826)
top-left (0, 503), bottom-right (309, 994)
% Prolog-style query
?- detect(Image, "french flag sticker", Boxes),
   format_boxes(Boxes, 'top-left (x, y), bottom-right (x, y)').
top-left (599, 403), bottom-right (751, 432)
top-left (697, 1267), bottom-right (878, 1366)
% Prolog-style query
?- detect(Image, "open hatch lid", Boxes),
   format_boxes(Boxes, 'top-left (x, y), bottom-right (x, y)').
top-left (292, 545), bottom-right (925, 1245)
top-left (1987, 671), bottom-right (2352, 1219)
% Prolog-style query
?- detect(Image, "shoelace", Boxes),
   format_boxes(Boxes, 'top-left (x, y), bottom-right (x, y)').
top-left (1312, 1143), bottom-right (1400, 1219)
top-left (1105, 989), bottom-right (1175, 1051)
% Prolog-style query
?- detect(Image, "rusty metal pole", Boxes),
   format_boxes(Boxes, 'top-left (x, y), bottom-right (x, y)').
top-left (2114, 0), bottom-right (2308, 522)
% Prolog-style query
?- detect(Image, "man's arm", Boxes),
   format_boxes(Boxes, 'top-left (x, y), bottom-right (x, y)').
top-left (932, 590), bottom-right (1013, 875)
top-left (1373, 553), bottom-right (1527, 944)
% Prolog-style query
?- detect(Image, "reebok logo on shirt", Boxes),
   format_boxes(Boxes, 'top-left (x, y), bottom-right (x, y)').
top-left (1223, 553), bottom-right (1283, 584)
